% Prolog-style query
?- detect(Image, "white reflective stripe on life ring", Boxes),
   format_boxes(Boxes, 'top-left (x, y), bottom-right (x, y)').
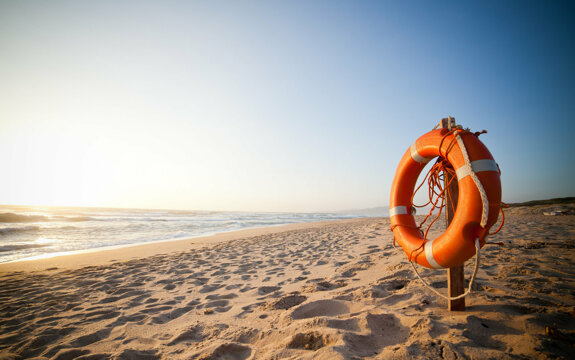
top-left (424, 239), bottom-right (444, 269)
top-left (456, 159), bottom-right (499, 181)
top-left (410, 143), bottom-right (433, 164)
top-left (389, 206), bottom-right (409, 217)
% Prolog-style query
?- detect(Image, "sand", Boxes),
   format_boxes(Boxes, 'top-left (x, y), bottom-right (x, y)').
top-left (0, 209), bottom-right (574, 359)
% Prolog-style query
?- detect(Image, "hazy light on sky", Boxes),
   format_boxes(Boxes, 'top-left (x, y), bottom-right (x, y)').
top-left (1, 1), bottom-right (574, 212)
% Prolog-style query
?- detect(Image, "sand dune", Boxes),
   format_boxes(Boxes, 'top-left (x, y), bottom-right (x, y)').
top-left (0, 211), bottom-right (574, 359)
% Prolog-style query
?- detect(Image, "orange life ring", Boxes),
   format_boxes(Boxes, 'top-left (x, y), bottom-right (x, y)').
top-left (389, 128), bottom-right (501, 269)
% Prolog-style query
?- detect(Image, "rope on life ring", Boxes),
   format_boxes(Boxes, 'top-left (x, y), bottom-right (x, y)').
top-left (389, 122), bottom-right (503, 298)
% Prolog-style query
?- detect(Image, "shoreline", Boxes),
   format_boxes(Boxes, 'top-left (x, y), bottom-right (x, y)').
top-left (0, 217), bottom-right (374, 273)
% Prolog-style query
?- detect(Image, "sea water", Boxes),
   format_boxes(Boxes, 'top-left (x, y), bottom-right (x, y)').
top-left (0, 205), bottom-right (362, 263)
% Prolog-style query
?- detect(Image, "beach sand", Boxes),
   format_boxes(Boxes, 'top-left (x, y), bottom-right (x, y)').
top-left (1, 209), bottom-right (574, 359)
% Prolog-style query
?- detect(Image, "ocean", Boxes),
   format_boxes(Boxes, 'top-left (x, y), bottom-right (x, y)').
top-left (0, 205), bottom-right (362, 263)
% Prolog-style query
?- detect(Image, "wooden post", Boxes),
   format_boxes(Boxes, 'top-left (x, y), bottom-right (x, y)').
top-left (441, 117), bottom-right (466, 311)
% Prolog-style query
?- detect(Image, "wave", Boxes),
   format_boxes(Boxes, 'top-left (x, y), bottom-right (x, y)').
top-left (0, 226), bottom-right (41, 235)
top-left (51, 216), bottom-right (93, 222)
top-left (0, 213), bottom-right (92, 223)
top-left (0, 243), bottom-right (50, 253)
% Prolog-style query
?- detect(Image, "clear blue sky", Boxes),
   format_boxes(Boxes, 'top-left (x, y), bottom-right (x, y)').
top-left (0, 1), bottom-right (573, 212)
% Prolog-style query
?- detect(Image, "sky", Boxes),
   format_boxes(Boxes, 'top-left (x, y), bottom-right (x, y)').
top-left (0, 0), bottom-right (574, 212)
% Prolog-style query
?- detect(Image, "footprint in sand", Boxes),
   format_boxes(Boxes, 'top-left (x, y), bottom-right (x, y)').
top-left (163, 284), bottom-right (176, 290)
top-left (127, 294), bottom-right (152, 307)
top-left (142, 305), bottom-right (173, 314)
top-left (389, 278), bottom-right (409, 290)
top-left (303, 279), bottom-right (347, 292)
top-left (198, 300), bottom-right (232, 313)
top-left (194, 343), bottom-right (252, 360)
top-left (113, 349), bottom-right (159, 360)
top-left (206, 293), bottom-right (238, 300)
top-left (200, 284), bottom-right (225, 293)
top-left (341, 313), bottom-right (408, 357)
top-left (287, 331), bottom-right (335, 351)
top-left (225, 284), bottom-right (243, 290)
top-left (51, 348), bottom-right (91, 360)
top-left (168, 323), bottom-right (229, 345)
top-left (228, 327), bottom-right (260, 344)
top-left (237, 302), bottom-right (266, 317)
top-left (460, 315), bottom-right (523, 350)
top-left (310, 317), bottom-right (362, 332)
top-left (257, 286), bottom-right (281, 295)
top-left (339, 276), bottom-right (411, 304)
top-left (108, 314), bottom-right (148, 327)
top-left (82, 309), bottom-right (121, 323)
top-left (290, 299), bottom-right (349, 319)
top-left (167, 325), bottom-right (204, 345)
top-left (149, 306), bottom-right (194, 324)
top-left (12, 326), bottom-right (78, 359)
top-left (70, 328), bottom-right (112, 347)
top-left (267, 293), bottom-right (307, 310)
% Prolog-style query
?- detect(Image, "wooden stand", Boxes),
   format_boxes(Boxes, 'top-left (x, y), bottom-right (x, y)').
top-left (442, 117), bottom-right (466, 311)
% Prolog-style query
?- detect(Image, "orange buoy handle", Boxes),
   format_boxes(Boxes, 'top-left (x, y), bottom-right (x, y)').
top-left (389, 128), bottom-right (501, 269)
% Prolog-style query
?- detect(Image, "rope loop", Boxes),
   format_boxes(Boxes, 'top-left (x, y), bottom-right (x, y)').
top-left (409, 239), bottom-right (481, 300)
